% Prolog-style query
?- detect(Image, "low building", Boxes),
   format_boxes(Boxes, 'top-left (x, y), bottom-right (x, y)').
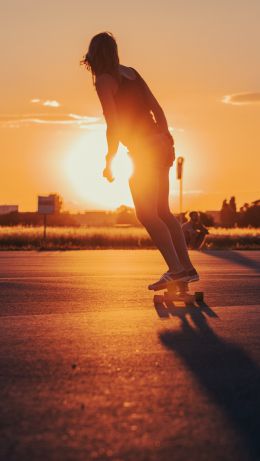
top-left (0, 205), bottom-right (19, 215)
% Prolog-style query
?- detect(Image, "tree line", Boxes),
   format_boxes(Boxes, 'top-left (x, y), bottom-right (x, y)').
top-left (0, 196), bottom-right (259, 228)
top-left (220, 197), bottom-right (259, 228)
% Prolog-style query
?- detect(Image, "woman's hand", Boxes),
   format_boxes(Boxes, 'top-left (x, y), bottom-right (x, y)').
top-left (103, 161), bottom-right (114, 182)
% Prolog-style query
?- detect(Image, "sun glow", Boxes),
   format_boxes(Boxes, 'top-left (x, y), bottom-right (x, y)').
top-left (64, 129), bottom-right (133, 209)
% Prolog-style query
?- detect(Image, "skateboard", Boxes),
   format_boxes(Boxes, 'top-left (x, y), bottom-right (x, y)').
top-left (152, 281), bottom-right (204, 305)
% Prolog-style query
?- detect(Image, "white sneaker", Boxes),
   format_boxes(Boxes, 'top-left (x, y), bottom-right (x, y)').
top-left (184, 269), bottom-right (199, 282)
top-left (148, 270), bottom-right (187, 291)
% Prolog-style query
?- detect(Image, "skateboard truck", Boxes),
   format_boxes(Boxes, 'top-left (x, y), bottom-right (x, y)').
top-left (153, 281), bottom-right (204, 305)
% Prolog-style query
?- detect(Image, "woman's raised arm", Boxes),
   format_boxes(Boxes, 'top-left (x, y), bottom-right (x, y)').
top-left (95, 74), bottom-right (119, 160)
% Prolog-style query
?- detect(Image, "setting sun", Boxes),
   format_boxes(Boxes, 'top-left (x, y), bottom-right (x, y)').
top-left (64, 129), bottom-right (133, 209)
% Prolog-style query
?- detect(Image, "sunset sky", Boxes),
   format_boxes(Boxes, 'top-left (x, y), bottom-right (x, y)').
top-left (1, 0), bottom-right (259, 212)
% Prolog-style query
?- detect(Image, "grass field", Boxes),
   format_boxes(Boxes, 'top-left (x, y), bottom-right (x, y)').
top-left (0, 226), bottom-right (259, 250)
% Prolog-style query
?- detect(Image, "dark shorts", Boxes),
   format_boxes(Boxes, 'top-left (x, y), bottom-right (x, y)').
top-left (127, 132), bottom-right (175, 170)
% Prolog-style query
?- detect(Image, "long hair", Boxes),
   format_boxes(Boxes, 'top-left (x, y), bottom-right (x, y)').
top-left (81, 32), bottom-right (120, 85)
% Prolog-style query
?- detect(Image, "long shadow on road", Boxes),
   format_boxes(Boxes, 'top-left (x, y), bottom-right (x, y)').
top-left (159, 306), bottom-right (260, 460)
top-left (201, 249), bottom-right (260, 273)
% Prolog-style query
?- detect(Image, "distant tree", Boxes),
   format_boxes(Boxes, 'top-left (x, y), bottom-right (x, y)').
top-left (199, 211), bottom-right (215, 227)
top-left (49, 193), bottom-right (63, 214)
top-left (48, 212), bottom-right (78, 227)
top-left (0, 210), bottom-right (78, 227)
top-left (238, 200), bottom-right (260, 227)
top-left (221, 199), bottom-right (229, 227)
top-left (0, 211), bottom-right (20, 226)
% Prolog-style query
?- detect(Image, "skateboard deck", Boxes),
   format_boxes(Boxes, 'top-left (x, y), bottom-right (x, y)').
top-left (152, 281), bottom-right (204, 305)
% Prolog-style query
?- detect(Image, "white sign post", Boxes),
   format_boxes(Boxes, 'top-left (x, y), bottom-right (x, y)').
top-left (176, 157), bottom-right (184, 223)
top-left (38, 196), bottom-right (55, 240)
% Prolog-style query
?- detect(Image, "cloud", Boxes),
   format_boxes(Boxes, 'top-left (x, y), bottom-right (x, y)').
top-left (43, 100), bottom-right (60, 107)
top-left (79, 123), bottom-right (105, 130)
top-left (222, 92), bottom-right (260, 105)
top-left (30, 98), bottom-right (61, 107)
top-left (0, 113), bottom-right (100, 128)
top-left (169, 125), bottom-right (185, 133)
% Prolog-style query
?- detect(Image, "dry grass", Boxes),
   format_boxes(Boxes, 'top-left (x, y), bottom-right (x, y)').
top-left (204, 227), bottom-right (260, 250)
top-left (0, 226), bottom-right (150, 250)
top-left (0, 225), bottom-right (259, 250)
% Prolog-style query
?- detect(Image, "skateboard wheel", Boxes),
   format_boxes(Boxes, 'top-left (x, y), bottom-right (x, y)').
top-left (195, 291), bottom-right (204, 302)
top-left (154, 294), bottom-right (164, 303)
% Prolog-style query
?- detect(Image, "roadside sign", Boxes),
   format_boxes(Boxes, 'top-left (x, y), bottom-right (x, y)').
top-left (38, 196), bottom-right (55, 215)
top-left (38, 195), bottom-right (56, 241)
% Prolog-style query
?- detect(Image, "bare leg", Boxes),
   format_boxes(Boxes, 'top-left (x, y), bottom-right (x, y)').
top-left (129, 168), bottom-right (184, 273)
top-left (157, 166), bottom-right (195, 271)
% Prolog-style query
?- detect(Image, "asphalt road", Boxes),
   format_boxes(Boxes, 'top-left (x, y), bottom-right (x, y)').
top-left (0, 250), bottom-right (260, 461)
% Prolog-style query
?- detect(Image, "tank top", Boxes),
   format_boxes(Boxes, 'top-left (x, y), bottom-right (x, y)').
top-left (114, 67), bottom-right (159, 149)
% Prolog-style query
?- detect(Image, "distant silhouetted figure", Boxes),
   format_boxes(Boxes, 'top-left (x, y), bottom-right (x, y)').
top-left (229, 196), bottom-right (237, 214)
top-left (221, 199), bottom-right (231, 227)
top-left (221, 197), bottom-right (237, 227)
top-left (182, 212), bottom-right (209, 249)
top-left (81, 32), bottom-right (198, 289)
top-left (229, 196), bottom-right (237, 227)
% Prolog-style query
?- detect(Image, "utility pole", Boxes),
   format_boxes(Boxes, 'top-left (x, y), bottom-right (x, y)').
top-left (176, 156), bottom-right (184, 223)
top-left (43, 214), bottom-right (47, 240)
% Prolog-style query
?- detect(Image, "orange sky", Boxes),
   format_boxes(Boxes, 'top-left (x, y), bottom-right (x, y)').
top-left (1, 0), bottom-right (260, 212)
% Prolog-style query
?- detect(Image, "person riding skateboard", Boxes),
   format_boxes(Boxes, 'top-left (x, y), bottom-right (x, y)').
top-left (81, 32), bottom-right (199, 290)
